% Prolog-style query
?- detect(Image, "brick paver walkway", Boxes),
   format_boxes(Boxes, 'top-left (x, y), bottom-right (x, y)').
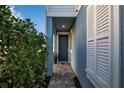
top-left (48, 64), bottom-right (76, 88)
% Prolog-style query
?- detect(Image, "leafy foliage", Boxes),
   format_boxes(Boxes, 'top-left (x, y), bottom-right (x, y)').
top-left (0, 6), bottom-right (48, 87)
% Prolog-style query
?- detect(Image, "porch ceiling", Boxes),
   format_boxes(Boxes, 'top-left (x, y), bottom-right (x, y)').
top-left (53, 17), bottom-right (75, 32)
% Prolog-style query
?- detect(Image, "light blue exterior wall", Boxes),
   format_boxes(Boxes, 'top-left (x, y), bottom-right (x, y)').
top-left (120, 6), bottom-right (124, 88)
top-left (71, 6), bottom-right (94, 88)
top-left (46, 17), bottom-right (53, 76)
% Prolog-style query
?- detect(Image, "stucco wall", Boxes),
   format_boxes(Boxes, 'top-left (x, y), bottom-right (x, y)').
top-left (120, 6), bottom-right (124, 88)
top-left (46, 17), bottom-right (53, 76)
top-left (71, 6), bottom-right (94, 87)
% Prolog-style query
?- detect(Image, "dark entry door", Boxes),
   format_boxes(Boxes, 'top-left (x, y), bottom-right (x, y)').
top-left (59, 35), bottom-right (68, 62)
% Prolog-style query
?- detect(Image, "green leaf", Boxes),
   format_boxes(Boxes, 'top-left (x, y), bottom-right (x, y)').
top-left (0, 81), bottom-right (9, 88)
top-left (0, 5), bottom-right (48, 88)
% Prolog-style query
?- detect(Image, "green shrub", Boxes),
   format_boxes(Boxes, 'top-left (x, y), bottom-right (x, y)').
top-left (0, 6), bottom-right (48, 88)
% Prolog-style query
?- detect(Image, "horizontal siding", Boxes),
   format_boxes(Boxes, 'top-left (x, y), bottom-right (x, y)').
top-left (48, 5), bottom-right (75, 9)
top-left (47, 5), bottom-right (78, 17)
top-left (71, 6), bottom-right (94, 88)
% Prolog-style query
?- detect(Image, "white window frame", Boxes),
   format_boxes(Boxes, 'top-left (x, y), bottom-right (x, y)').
top-left (111, 5), bottom-right (120, 88)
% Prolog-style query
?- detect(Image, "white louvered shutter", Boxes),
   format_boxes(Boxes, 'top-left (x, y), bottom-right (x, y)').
top-left (87, 5), bottom-right (112, 87)
top-left (87, 6), bottom-right (96, 80)
top-left (96, 5), bottom-right (111, 88)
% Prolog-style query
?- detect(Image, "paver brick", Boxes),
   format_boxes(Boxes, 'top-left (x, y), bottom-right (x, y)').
top-left (48, 64), bottom-right (76, 88)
